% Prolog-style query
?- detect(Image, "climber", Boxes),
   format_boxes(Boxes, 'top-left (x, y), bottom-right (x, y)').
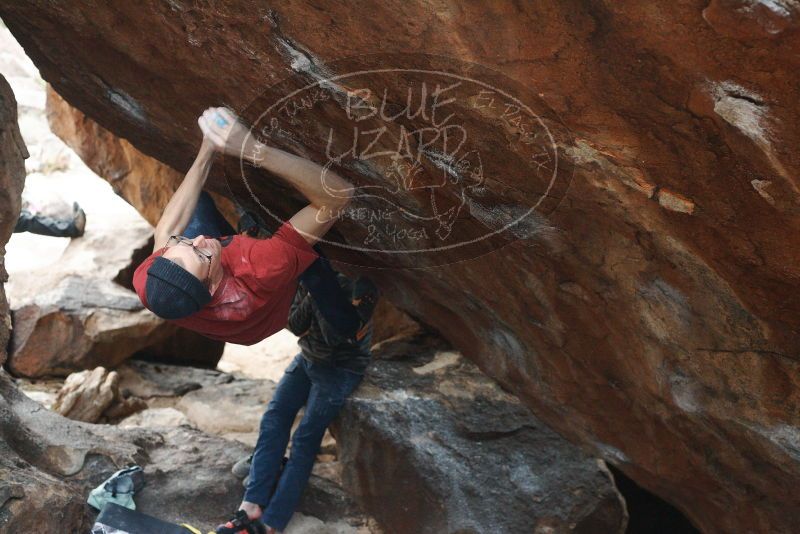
top-left (218, 266), bottom-right (379, 534)
top-left (132, 107), bottom-right (356, 345)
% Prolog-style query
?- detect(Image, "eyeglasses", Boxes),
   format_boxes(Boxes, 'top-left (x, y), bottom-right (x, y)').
top-left (165, 235), bottom-right (214, 290)
top-left (166, 235), bottom-right (213, 263)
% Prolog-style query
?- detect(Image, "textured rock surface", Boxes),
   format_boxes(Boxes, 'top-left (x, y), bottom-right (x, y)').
top-left (8, 276), bottom-right (165, 377)
top-left (3, 2), bottom-right (800, 531)
top-left (0, 72), bottom-right (78, 534)
top-left (369, 298), bottom-right (422, 345)
top-left (53, 366), bottom-right (120, 422)
top-left (0, 369), bottom-right (131, 532)
top-left (176, 378), bottom-right (276, 444)
top-left (117, 359), bottom-right (233, 399)
top-left (53, 366), bottom-right (147, 423)
top-left (0, 74), bottom-right (26, 368)
top-left (118, 406), bottom-right (191, 429)
top-left (0, 369), bottom-right (249, 531)
top-left (1, 364), bottom-right (377, 532)
top-left (334, 334), bottom-right (627, 534)
top-left (116, 361), bottom-right (377, 530)
top-left (46, 86), bottom-right (238, 227)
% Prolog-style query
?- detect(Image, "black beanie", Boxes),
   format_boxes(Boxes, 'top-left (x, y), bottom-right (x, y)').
top-left (145, 256), bottom-right (212, 320)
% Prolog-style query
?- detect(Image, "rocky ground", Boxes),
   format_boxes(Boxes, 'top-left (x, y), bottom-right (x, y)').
top-left (4, 332), bottom-right (628, 533)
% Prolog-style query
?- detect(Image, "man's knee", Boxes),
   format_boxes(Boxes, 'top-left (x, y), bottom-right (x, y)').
top-left (289, 424), bottom-right (327, 459)
top-left (259, 403), bottom-right (294, 430)
top-left (295, 400), bottom-right (343, 437)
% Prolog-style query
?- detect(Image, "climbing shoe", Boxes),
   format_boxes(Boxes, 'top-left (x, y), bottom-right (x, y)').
top-left (72, 201), bottom-right (86, 237)
top-left (214, 510), bottom-right (266, 534)
top-left (231, 454), bottom-right (253, 478)
top-left (232, 455), bottom-right (288, 491)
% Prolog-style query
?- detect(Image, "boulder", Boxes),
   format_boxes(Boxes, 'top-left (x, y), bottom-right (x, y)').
top-left (3, 2), bottom-right (800, 530)
top-left (176, 379), bottom-right (276, 445)
top-left (15, 376), bottom-right (62, 408)
top-left (0, 456), bottom-right (86, 534)
top-left (0, 367), bottom-right (131, 532)
top-left (279, 514), bottom-right (378, 534)
top-left (0, 73), bottom-right (26, 368)
top-left (53, 367), bottom-right (120, 422)
top-left (0, 65), bottom-right (82, 534)
top-left (120, 426), bottom-right (252, 527)
top-left (116, 359), bottom-right (233, 399)
top-left (115, 363), bottom-right (375, 530)
top-left (8, 276), bottom-right (164, 377)
top-left (216, 328), bottom-right (301, 382)
top-left (53, 366), bottom-right (147, 423)
top-left (118, 407), bottom-right (192, 429)
top-left (5, 241), bottom-right (225, 378)
top-left (301, 462), bottom-right (373, 527)
top-left (333, 334), bottom-right (627, 534)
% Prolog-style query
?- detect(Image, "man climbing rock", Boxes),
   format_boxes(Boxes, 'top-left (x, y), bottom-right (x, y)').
top-left (218, 263), bottom-right (379, 534)
top-left (132, 107), bottom-right (354, 344)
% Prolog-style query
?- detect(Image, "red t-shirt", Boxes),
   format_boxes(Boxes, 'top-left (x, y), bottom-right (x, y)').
top-left (133, 222), bottom-right (318, 345)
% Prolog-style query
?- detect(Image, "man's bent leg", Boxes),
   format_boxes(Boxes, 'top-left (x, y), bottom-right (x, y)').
top-left (261, 360), bottom-right (363, 531)
top-left (243, 355), bottom-right (311, 508)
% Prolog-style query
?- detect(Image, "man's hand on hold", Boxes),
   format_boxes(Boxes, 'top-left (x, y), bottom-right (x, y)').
top-left (198, 106), bottom-right (261, 161)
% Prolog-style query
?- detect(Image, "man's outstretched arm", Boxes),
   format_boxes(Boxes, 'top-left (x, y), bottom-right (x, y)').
top-left (152, 136), bottom-right (215, 252)
top-left (199, 107), bottom-right (353, 245)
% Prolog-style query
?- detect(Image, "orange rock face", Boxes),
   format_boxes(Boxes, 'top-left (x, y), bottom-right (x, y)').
top-left (46, 87), bottom-right (238, 227)
top-left (3, 2), bottom-right (800, 531)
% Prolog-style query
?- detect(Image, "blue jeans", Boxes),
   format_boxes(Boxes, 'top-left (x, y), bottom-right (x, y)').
top-left (182, 191), bottom-right (235, 239)
top-left (244, 354), bottom-right (363, 531)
